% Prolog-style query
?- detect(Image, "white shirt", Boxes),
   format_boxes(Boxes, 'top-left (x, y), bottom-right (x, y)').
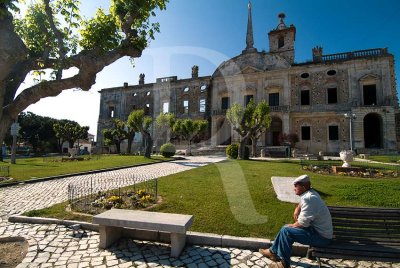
top-left (297, 188), bottom-right (333, 239)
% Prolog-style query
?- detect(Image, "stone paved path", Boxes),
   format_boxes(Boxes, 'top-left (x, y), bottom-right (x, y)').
top-left (1, 156), bottom-right (399, 267)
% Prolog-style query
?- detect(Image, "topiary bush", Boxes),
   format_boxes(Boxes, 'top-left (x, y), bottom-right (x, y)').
top-left (226, 143), bottom-right (239, 159)
top-left (160, 143), bottom-right (176, 157)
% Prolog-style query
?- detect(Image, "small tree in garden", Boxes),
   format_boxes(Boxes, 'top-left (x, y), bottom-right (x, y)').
top-left (226, 99), bottom-right (271, 159)
top-left (155, 112), bottom-right (175, 145)
top-left (172, 119), bottom-right (207, 155)
top-left (102, 119), bottom-right (135, 154)
top-left (128, 109), bottom-right (153, 158)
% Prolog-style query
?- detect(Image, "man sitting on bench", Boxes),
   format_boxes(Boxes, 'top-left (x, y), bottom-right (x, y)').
top-left (259, 175), bottom-right (333, 268)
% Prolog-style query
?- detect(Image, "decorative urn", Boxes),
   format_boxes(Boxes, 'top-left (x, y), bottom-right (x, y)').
top-left (339, 150), bottom-right (354, 167)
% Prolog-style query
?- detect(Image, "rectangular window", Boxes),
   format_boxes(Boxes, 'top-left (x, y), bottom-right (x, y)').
top-left (301, 90), bottom-right (310, 105)
top-left (221, 97), bottom-right (229, 110)
top-left (162, 102), bottom-right (169, 114)
top-left (183, 100), bottom-right (189, 114)
top-left (329, 125), bottom-right (339, 140)
top-left (363, 84), bottom-right (377, 105)
top-left (269, 93), bottom-right (279, 106)
top-left (199, 99), bottom-right (206, 113)
top-left (245, 95), bottom-right (253, 106)
top-left (301, 126), bottom-right (311, 140)
top-left (144, 104), bottom-right (150, 115)
top-left (108, 106), bottom-right (115, 118)
top-left (327, 88), bottom-right (337, 104)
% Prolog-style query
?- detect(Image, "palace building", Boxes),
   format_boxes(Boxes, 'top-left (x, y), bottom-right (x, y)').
top-left (97, 4), bottom-right (399, 155)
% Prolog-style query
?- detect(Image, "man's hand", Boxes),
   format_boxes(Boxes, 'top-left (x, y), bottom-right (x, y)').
top-left (293, 204), bottom-right (301, 221)
top-left (287, 222), bottom-right (303, 228)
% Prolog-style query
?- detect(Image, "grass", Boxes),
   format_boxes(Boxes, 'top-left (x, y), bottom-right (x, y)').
top-left (22, 159), bottom-right (400, 240)
top-left (368, 155), bottom-right (400, 163)
top-left (0, 155), bottom-right (167, 184)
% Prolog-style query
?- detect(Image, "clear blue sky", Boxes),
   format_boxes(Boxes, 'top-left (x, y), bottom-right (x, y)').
top-left (24, 0), bottom-right (400, 139)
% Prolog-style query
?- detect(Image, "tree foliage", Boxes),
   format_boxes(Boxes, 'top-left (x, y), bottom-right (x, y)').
top-left (53, 121), bottom-right (89, 149)
top-left (155, 112), bottom-right (175, 145)
top-left (102, 118), bottom-right (136, 154)
top-left (172, 119), bottom-right (208, 155)
top-left (226, 99), bottom-right (271, 159)
top-left (127, 109), bottom-right (153, 158)
top-left (0, 0), bottom-right (168, 150)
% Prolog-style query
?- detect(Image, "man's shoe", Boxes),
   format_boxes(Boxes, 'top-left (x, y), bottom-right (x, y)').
top-left (258, 248), bottom-right (279, 261)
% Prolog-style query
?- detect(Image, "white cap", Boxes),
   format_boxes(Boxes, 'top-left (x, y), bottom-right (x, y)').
top-left (293, 174), bottom-right (310, 185)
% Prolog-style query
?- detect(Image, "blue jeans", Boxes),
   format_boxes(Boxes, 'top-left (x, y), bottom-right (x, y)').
top-left (270, 225), bottom-right (331, 267)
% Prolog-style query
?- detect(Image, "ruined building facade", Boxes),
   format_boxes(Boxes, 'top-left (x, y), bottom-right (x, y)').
top-left (97, 5), bottom-right (399, 155)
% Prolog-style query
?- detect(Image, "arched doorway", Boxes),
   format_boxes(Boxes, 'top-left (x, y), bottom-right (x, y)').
top-left (216, 118), bottom-right (231, 145)
top-left (363, 113), bottom-right (382, 148)
top-left (265, 117), bottom-right (283, 146)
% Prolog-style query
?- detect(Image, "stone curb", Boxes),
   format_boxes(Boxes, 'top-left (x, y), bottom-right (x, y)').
top-left (8, 215), bottom-right (309, 257)
top-left (0, 158), bottom-right (177, 188)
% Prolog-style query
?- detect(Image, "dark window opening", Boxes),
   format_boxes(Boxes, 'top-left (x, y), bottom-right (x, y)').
top-left (221, 97), bottom-right (230, 110)
top-left (278, 36), bottom-right (284, 48)
top-left (245, 95), bottom-right (253, 106)
top-left (269, 93), bottom-right (279, 106)
top-left (301, 126), bottom-right (311, 140)
top-left (327, 70), bottom-right (337, 76)
top-left (144, 104), bottom-right (150, 115)
top-left (301, 90), bottom-right (310, 105)
top-left (327, 88), bottom-right (338, 104)
top-left (329, 125), bottom-right (339, 140)
top-left (300, 73), bottom-right (309, 79)
top-left (108, 106), bottom-right (115, 118)
top-left (363, 84), bottom-right (377, 105)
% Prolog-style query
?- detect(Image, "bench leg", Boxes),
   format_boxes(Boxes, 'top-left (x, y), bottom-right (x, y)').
top-left (170, 233), bottom-right (186, 257)
top-left (98, 225), bottom-right (122, 249)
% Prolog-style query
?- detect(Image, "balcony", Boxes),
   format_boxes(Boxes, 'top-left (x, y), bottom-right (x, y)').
top-left (269, 105), bottom-right (289, 112)
top-left (319, 48), bottom-right (388, 62)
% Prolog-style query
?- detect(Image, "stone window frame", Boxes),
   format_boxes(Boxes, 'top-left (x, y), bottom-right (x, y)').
top-left (359, 74), bottom-right (381, 106)
top-left (199, 99), bottom-right (206, 113)
top-left (265, 85), bottom-right (283, 107)
top-left (301, 125), bottom-right (311, 141)
top-left (183, 100), bottom-right (189, 114)
top-left (300, 88), bottom-right (311, 106)
top-left (326, 84), bottom-right (338, 104)
top-left (327, 124), bottom-right (339, 141)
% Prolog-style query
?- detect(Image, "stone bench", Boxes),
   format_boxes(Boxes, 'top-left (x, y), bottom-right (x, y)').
top-left (92, 209), bottom-right (193, 257)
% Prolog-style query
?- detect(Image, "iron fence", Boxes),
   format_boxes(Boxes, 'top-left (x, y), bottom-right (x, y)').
top-left (68, 174), bottom-right (158, 215)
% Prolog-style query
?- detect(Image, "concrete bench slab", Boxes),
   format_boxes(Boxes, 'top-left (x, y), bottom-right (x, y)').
top-left (93, 209), bottom-right (193, 257)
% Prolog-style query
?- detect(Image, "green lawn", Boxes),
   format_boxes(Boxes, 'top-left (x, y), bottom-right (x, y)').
top-left (0, 155), bottom-right (166, 184)
top-left (368, 155), bottom-right (400, 163)
top-left (23, 159), bottom-right (400, 240)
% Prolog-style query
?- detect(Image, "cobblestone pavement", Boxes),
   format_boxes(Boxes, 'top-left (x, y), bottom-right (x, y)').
top-left (1, 156), bottom-right (399, 267)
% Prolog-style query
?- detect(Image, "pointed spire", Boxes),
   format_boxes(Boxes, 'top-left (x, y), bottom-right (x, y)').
top-left (244, 1), bottom-right (257, 53)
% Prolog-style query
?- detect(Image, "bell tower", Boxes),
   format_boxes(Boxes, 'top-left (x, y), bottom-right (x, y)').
top-left (268, 13), bottom-right (296, 64)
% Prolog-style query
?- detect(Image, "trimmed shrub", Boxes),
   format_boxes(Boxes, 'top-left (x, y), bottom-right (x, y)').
top-left (226, 143), bottom-right (239, 159)
top-left (160, 143), bottom-right (176, 157)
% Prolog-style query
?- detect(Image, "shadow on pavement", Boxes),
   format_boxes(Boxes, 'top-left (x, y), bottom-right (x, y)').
top-left (107, 238), bottom-right (232, 267)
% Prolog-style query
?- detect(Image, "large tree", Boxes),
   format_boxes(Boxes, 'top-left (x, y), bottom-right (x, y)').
top-left (0, 0), bottom-right (167, 150)
top-left (226, 99), bottom-right (271, 159)
top-left (18, 111), bottom-right (59, 154)
top-left (172, 118), bottom-right (208, 156)
top-left (127, 109), bottom-right (153, 158)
